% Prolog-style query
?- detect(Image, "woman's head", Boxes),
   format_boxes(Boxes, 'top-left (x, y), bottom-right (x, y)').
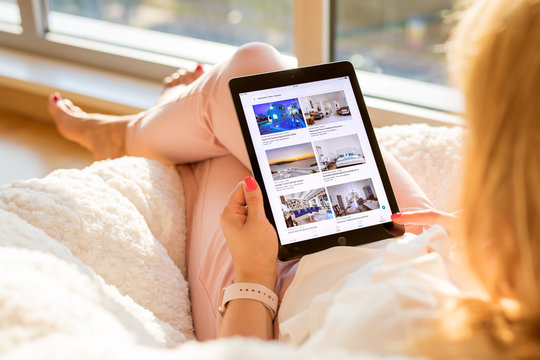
top-left (446, 0), bottom-right (540, 355)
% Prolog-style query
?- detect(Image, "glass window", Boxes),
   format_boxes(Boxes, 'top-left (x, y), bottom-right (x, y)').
top-left (47, 0), bottom-right (294, 56)
top-left (0, 0), bottom-right (21, 26)
top-left (333, 0), bottom-right (455, 85)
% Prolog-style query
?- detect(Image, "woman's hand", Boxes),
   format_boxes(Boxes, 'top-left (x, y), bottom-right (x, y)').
top-left (391, 209), bottom-right (459, 234)
top-left (219, 176), bottom-right (278, 290)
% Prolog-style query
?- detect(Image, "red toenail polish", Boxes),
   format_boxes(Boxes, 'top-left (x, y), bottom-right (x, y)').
top-left (196, 63), bottom-right (203, 71)
top-left (53, 94), bottom-right (60, 102)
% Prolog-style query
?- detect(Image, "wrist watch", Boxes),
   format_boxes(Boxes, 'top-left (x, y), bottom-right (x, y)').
top-left (218, 282), bottom-right (278, 319)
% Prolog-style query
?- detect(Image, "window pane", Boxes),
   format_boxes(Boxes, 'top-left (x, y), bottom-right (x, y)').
top-left (47, 0), bottom-right (294, 56)
top-left (0, 0), bottom-right (21, 26)
top-left (333, 0), bottom-right (455, 85)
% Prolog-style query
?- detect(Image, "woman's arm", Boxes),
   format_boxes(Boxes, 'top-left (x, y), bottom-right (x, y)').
top-left (218, 176), bottom-right (278, 340)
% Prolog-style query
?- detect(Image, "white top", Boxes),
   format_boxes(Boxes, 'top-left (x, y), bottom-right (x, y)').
top-left (278, 226), bottom-right (482, 357)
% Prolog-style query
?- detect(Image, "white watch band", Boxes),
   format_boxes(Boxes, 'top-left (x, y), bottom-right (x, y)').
top-left (218, 282), bottom-right (278, 319)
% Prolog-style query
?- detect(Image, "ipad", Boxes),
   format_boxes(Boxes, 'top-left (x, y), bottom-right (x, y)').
top-left (229, 61), bottom-right (404, 261)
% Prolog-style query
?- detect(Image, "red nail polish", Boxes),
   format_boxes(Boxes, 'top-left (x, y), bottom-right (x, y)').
top-left (196, 63), bottom-right (203, 72)
top-left (391, 213), bottom-right (402, 220)
top-left (244, 176), bottom-right (257, 191)
top-left (53, 94), bottom-right (60, 102)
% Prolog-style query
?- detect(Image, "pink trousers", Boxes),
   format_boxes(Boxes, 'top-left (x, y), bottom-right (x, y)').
top-left (124, 43), bottom-right (433, 341)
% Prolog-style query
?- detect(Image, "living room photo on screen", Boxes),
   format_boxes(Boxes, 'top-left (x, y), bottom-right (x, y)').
top-left (266, 142), bottom-right (320, 180)
top-left (300, 90), bottom-right (352, 126)
top-left (313, 134), bottom-right (366, 172)
top-left (280, 187), bottom-right (334, 228)
top-left (253, 98), bottom-right (306, 135)
top-left (326, 178), bottom-right (379, 217)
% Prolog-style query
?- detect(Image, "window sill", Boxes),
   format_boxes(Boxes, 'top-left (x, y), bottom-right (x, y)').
top-left (0, 46), bottom-right (161, 116)
top-left (0, 46), bottom-right (463, 126)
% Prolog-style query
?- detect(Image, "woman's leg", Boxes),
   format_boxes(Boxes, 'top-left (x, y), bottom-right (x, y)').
top-left (125, 42), bottom-right (292, 168)
top-left (179, 155), bottom-right (300, 341)
top-left (48, 43), bottom-right (290, 164)
top-left (183, 148), bottom-right (432, 341)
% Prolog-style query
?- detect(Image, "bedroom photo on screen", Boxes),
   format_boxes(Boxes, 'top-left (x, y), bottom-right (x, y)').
top-left (313, 134), bottom-right (366, 171)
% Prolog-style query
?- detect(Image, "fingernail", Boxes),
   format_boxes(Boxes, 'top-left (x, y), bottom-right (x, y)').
top-left (244, 176), bottom-right (257, 191)
top-left (391, 213), bottom-right (402, 220)
top-left (53, 93), bottom-right (60, 102)
top-left (196, 63), bottom-right (203, 72)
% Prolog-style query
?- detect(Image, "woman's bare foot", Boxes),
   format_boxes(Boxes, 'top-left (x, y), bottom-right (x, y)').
top-left (47, 93), bottom-right (141, 160)
top-left (48, 65), bottom-right (204, 160)
top-left (158, 64), bottom-right (205, 104)
top-left (162, 63), bottom-right (204, 91)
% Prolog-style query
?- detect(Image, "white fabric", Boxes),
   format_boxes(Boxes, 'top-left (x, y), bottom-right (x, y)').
top-left (278, 227), bottom-right (481, 357)
top-left (375, 124), bottom-right (464, 212)
top-left (0, 124), bottom-right (465, 359)
top-left (0, 157), bottom-right (193, 357)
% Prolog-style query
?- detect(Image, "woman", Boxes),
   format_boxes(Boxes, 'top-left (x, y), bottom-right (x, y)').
top-left (48, 0), bottom-right (540, 357)
top-left (49, 43), bottom-right (432, 340)
top-left (223, 0), bottom-right (540, 354)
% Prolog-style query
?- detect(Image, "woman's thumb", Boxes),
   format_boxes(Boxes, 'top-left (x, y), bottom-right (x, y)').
top-left (243, 176), bottom-right (264, 219)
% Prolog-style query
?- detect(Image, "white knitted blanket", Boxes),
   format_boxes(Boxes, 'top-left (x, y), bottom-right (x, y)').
top-left (0, 124), bottom-right (463, 359)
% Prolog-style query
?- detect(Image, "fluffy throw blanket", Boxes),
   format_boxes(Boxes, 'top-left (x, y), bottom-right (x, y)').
top-left (0, 124), bottom-right (463, 359)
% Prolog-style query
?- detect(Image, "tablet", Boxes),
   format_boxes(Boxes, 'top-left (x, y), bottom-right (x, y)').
top-left (229, 61), bottom-right (404, 261)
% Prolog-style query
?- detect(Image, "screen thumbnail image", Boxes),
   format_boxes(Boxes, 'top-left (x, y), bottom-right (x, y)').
top-left (326, 179), bottom-right (379, 217)
top-left (266, 142), bottom-right (320, 180)
top-left (253, 98), bottom-right (306, 135)
top-left (300, 90), bottom-right (352, 126)
top-left (280, 188), bottom-right (334, 228)
top-left (313, 134), bottom-right (366, 171)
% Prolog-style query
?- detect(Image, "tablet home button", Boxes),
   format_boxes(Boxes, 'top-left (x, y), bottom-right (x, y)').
top-left (337, 236), bottom-right (347, 245)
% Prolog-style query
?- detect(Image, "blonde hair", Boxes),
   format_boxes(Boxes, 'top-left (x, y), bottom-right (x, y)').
top-left (428, 0), bottom-right (540, 358)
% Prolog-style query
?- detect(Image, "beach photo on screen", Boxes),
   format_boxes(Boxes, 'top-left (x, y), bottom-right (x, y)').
top-left (280, 187), bottom-right (334, 228)
top-left (253, 98), bottom-right (306, 135)
top-left (300, 90), bottom-right (352, 126)
top-left (266, 142), bottom-right (320, 180)
top-left (327, 179), bottom-right (379, 217)
top-left (312, 134), bottom-right (366, 171)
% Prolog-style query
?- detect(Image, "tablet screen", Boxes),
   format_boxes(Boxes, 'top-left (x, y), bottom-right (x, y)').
top-left (237, 75), bottom-right (394, 246)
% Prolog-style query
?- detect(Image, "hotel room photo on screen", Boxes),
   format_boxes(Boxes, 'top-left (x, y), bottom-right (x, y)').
top-left (280, 187), bottom-right (334, 228)
top-left (266, 142), bottom-right (320, 180)
top-left (326, 178), bottom-right (379, 217)
top-left (313, 134), bottom-right (366, 172)
top-left (300, 90), bottom-right (352, 126)
top-left (253, 98), bottom-right (306, 135)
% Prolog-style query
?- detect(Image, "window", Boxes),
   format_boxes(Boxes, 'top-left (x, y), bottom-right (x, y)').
top-left (0, 0), bottom-right (462, 114)
top-left (0, 0), bottom-right (21, 31)
top-left (333, 0), bottom-right (455, 85)
top-left (47, 0), bottom-right (294, 62)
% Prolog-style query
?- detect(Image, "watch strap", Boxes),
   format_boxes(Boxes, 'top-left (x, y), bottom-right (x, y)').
top-left (218, 282), bottom-right (278, 319)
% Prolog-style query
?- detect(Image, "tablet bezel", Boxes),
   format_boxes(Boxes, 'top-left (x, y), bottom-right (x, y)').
top-left (229, 61), bottom-right (404, 261)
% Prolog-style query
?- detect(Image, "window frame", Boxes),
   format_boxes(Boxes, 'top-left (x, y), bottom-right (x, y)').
top-left (0, 0), bottom-right (462, 115)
